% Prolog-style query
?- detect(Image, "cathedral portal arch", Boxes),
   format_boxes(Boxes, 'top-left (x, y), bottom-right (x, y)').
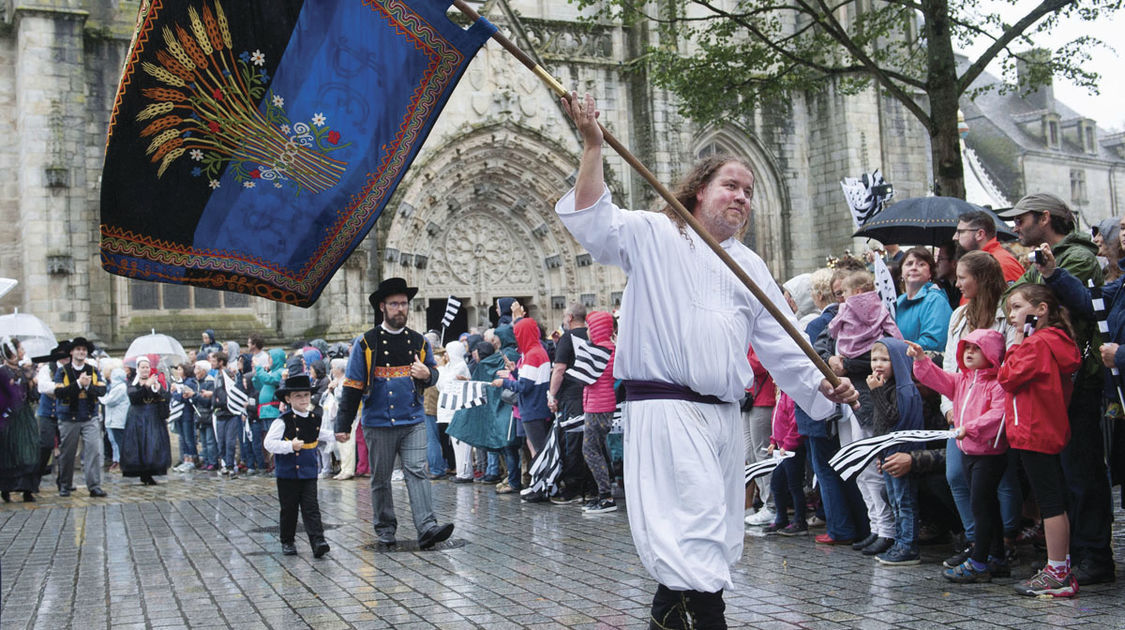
top-left (694, 127), bottom-right (793, 280)
top-left (381, 122), bottom-right (618, 330)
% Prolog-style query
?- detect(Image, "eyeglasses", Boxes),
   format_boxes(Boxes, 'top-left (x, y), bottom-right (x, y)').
top-left (953, 228), bottom-right (979, 234)
top-left (384, 301), bottom-right (409, 309)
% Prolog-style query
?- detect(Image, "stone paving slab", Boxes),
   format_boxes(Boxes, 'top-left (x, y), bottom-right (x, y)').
top-left (1, 468), bottom-right (1124, 629)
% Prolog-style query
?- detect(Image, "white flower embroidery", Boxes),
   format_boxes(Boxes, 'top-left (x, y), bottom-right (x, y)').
top-left (190, 149), bottom-right (204, 161)
top-left (273, 182), bottom-right (283, 188)
top-left (272, 94), bottom-right (284, 108)
top-left (280, 124), bottom-right (290, 135)
top-left (311, 112), bottom-right (326, 127)
top-left (208, 179), bottom-right (220, 189)
top-left (243, 181), bottom-right (255, 189)
top-left (250, 50), bottom-right (266, 66)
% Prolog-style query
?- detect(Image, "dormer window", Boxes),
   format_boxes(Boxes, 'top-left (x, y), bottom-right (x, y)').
top-left (1079, 120), bottom-right (1099, 155)
top-left (1047, 117), bottom-right (1060, 149)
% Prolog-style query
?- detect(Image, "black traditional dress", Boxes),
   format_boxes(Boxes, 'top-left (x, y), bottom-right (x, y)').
top-left (0, 363), bottom-right (42, 493)
top-left (120, 380), bottom-right (172, 478)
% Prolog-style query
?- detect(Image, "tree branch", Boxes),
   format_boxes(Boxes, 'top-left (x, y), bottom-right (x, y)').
top-left (958, 0), bottom-right (1076, 92)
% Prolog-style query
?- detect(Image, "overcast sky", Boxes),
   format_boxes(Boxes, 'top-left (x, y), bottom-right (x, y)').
top-left (959, 1), bottom-right (1124, 132)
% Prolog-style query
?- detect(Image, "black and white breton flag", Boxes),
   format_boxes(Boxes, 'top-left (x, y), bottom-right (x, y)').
top-left (525, 423), bottom-right (563, 496)
top-left (168, 398), bottom-right (184, 424)
top-left (441, 296), bottom-right (461, 329)
top-left (744, 451), bottom-right (795, 486)
top-left (560, 413), bottom-right (585, 431)
top-left (829, 429), bottom-right (955, 481)
top-left (223, 371), bottom-right (249, 417)
top-left (566, 336), bottom-right (611, 385)
top-left (438, 380), bottom-right (488, 411)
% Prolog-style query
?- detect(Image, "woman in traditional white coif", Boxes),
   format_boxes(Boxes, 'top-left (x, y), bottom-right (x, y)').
top-left (437, 340), bottom-right (473, 483)
top-left (120, 356), bottom-right (172, 486)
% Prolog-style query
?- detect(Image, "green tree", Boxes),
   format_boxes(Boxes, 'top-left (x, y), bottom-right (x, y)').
top-left (577, 0), bottom-right (1118, 199)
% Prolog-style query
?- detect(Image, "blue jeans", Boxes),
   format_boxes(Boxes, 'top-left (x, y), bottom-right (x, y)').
top-left (504, 442), bottom-right (521, 489)
top-left (807, 434), bottom-right (869, 541)
top-left (883, 470), bottom-right (918, 553)
top-left (241, 420), bottom-right (265, 469)
top-left (107, 427), bottom-right (124, 463)
top-left (770, 443), bottom-right (807, 526)
top-left (947, 439), bottom-right (1024, 542)
top-left (486, 451), bottom-right (500, 477)
top-left (424, 415), bottom-right (447, 476)
top-left (198, 423), bottom-right (218, 466)
top-left (216, 416), bottom-right (241, 469)
top-left (177, 416), bottom-right (197, 458)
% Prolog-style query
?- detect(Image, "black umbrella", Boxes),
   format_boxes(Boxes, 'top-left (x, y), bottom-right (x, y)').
top-left (853, 196), bottom-right (1017, 247)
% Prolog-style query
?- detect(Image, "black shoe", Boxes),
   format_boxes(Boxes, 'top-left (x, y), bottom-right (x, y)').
top-left (451, 476), bottom-right (474, 484)
top-left (313, 540), bottom-right (331, 558)
top-left (852, 533), bottom-right (879, 551)
top-left (1073, 559), bottom-right (1116, 586)
top-left (861, 537), bottom-right (894, 556)
top-left (281, 543), bottom-right (298, 556)
top-left (418, 523), bottom-right (454, 549)
top-left (59, 488), bottom-right (71, 497)
top-left (377, 536), bottom-right (397, 546)
top-left (0, 491), bottom-right (9, 503)
top-left (944, 545), bottom-right (973, 569)
top-left (89, 488), bottom-right (108, 498)
top-left (481, 474), bottom-right (502, 483)
top-left (22, 492), bottom-right (35, 503)
top-left (521, 490), bottom-right (548, 503)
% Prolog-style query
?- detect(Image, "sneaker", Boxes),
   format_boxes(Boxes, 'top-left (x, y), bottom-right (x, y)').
top-left (1014, 568), bottom-right (1078, 597)
top-left (987, 555), bottom-right (1011, 578)
top-left (496, 482), bottom-right (518, 495)
top-left (778, 522), bottom-right (809, 537)
top-left (943, 559), bottom-right (991, 583)
top-left (876, 544), bottom-right (921, 566)
top-left (852, 533), bottom-right (879, 551)
top-left (745, 508), bottom-right (776, 526)
top-left (521, 490), bottom-right (548, 503)
top-left (1015, 521), bottom-right (1045, 547)
top-left (815, 533), bottom-right (853, 545)
top-left (583, 498), bottom-right (617, 514)
top-left (451, 476), bottom-right (474, 484)
top-left (861, 537), bottom-right (895, 556)
top-left (943, 545), bottom-right (973, 569)
top-left (582, 499), bottom-right (601, 511)
top-left (807, 515), bottom-right (826, 529)
top-left (172, 462), bottom-right (189, 473)
top-left (550, 493), bottom-right (583, 505)
top-left (482, 474), bottom-right (502, 483)
top-left (762, 522), bottom-right (786, 535)
top-left (220, 467), bottom-right (230, 476)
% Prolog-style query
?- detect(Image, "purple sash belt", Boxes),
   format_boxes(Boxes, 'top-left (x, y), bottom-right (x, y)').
top-left (623, 380), bottom-right (724, 405)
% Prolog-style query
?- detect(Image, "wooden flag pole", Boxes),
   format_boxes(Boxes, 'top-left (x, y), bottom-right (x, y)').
top-left (451, 0), bottom-right (841, 388)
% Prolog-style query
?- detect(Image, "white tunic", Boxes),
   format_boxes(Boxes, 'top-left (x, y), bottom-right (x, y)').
top-left (556, 186), bottom-right (837, 592)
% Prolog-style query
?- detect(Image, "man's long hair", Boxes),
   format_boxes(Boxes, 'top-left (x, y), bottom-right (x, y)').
top-left (659, 155), bottom-right (754, 242)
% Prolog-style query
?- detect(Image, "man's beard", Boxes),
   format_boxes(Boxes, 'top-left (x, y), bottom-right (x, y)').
top-left (385, 312), bottom-right (407, 329)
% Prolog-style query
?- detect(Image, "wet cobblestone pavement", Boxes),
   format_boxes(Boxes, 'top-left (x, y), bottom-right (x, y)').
top-left (2, 469), bottom-right (1124, 629)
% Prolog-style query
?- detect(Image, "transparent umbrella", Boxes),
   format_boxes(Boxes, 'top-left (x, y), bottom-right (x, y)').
top-left (0, 310), bottom-right (58, 358)
top-left (0, 278), bottom-right (16, 300)
top-left (125, 329), bottom-right (188, 369)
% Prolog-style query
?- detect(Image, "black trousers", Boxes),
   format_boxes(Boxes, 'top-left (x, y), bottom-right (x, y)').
top-left (1061, 390), bottom-right (1114, 568)
top-left (559, 399), bottom-right (595, 497)
top-left (963, 453), bottom-right (1007, 564)
top-left (277, 478), bottom-right (325, 545)
top-left (650, 584), bottom-right (726, 630)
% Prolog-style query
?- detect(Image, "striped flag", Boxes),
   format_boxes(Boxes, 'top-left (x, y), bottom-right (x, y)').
top-left (438, 380), bottom-right (488, 411)
top-left (609, 404), bottom-right (623, 434)
top-left (1089, 279), bottom-right (1125, 409)
top-left (566, 336), bottom-right (611, 385)
top-left (441, 296), bottom-right (461, 329)
top-left (168, 398), bottom-right (184, 423)
top-left (744, 451), bottom-right (795, 486)
top-left (829, 429), bottom-right (955, 481)
top-left (222, 370), bottom-right (248, 417)
top-left (559, 413), bottom-right (584, 432)
top-left (524, 423), bottom-right (562, 496)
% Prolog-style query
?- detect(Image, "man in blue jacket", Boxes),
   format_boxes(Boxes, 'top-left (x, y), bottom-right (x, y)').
top-left (335, 278), bottom-right (454, 550)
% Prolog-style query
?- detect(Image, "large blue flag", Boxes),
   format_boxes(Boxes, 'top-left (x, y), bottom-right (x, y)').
top-left (100, 0), bottom-right (495, 306)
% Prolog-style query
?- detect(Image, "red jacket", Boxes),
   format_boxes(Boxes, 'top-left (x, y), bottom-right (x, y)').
top-left (582, 311), bottom-right (617, 413)
top-left (997, 326), bottom-right (1081, 454)
top-left (746, 346), bottom-right (776, 407)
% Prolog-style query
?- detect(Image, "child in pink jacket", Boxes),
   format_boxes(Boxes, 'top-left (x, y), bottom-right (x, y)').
top-left (908, 328), bottom-right (1008, 583)
top-left (764, 393), bottom-right (807, 536)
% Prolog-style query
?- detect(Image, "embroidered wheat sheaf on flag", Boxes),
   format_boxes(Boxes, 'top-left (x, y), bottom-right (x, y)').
top-left (441, 296), bottom-right (461, 329)
top-left (566, 337), bottom-right (611, 385)
top-left (438, 380), bottom-right (488, 411)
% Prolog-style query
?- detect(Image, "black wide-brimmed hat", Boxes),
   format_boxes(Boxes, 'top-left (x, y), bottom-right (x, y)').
top-left (368, 277), bottom-right (418, 311)
top-left (274, 373), bottom-right (315, 399)
top-left (31, 339), bottom-right (72, 364)
top-left (68, 337), bottom-right (97, 354)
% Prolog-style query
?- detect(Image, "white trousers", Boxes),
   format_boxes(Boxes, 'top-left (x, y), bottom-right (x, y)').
top-left (844, 411), bottom-right (895, 539)
top-left (451, 437), bottom-right (473, 479)
top-left (624, 399), bottom-right (742, 593)
top-left (742, 405), bottom-right (773, 504)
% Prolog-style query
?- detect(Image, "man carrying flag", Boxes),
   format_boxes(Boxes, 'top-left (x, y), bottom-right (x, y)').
top-left (555, 93), bottom-right (857, 628)
top-left (212, 352), bottom-right (248, 478)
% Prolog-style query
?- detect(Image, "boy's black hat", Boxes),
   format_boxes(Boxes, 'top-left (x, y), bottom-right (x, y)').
top-left (275, 373), bottom-right (315, 400)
